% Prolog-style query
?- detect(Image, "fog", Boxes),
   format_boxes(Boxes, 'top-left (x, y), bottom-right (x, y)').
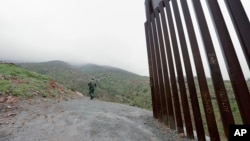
top-left (0, 0), bottom-right (250, 78)
top-left (0, 0), bottom-right (148, 75)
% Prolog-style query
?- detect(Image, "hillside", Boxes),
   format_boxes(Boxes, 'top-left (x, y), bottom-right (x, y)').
top-left (17, 61), bottom-right (152, 110)
top-left (0, 61), bottom-right (184, 141)
top-left (17, 61), bottom-right (90, 94)
top-left (0, 62), bottom-right (76, 99)
top-left (82, 64), bottom-right (152, 109)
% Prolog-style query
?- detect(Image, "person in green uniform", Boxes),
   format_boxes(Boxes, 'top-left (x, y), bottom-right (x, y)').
top-left (88, 78), bottom-right (96, 100)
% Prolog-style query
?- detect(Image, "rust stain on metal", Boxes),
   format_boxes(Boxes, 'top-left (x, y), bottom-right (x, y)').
top-left (144, 0), bottom-right (250, 140)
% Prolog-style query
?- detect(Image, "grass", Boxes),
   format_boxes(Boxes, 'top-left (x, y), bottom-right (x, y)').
top-left (192, 78), bottom-right (244, 141)
top-left (18, 61), bottom-right (153, 110)
top-left (13, 61), bottom-right (249, 140)
top-left (0, 63), bottom-right (73, 98)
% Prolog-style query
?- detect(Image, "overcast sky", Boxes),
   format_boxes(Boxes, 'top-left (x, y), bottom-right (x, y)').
top-left (0, 0), bottom-right (148, 75)
top-left (0, 0), bottom-right (249, 78)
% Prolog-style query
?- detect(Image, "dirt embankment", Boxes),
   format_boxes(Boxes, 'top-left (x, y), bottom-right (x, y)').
top-left (0, 96), bottom-right (191, 141)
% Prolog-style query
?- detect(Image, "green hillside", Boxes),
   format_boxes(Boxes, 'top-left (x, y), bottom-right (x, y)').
top-left (0, 62), bottom-right (74, 98)
top-left (17, 61), bottom-right (90, 94)
top-left (18, 61), bottom-right (152, 110)
top-left (78, 64), bottom-right (151, 108)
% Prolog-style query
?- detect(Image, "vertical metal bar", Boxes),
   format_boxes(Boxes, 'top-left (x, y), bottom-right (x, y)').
top-left (151, 13), bottom-right (171, 127)
top-left (225, 0), bottom-right (250, 68)
top-left (159, 1), bottom-right (194, 138)
top-left (145, 0), bottom-right (154, 21)
top-left (206, 0), bottom-right (250, 124)
top-left (171, 0), bottom-right (220, 140)
top-left (148, 19), bottom-right (162, 120)
top-left (180, 0), bottom-right (235, 138)
top-left (155, 8), bottom-right (180, 132)
top-left (144, 22), bottom-right (157, 118)
top-left (163, 0), bottom-right (206, 140)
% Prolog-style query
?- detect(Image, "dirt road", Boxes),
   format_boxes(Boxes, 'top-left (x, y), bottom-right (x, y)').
top-left (0, 96), bottom-right (189, 141)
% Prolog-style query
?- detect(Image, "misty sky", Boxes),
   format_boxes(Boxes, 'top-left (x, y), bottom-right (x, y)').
top-left (0, 0), bottom-right (148, 75)
top-left (0, 0), bottom-right (250, 78)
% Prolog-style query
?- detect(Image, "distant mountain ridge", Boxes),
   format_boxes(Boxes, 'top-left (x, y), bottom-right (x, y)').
top-left (17, 61), bottom-right (152, 109)
top-left (79, 63), bottom-right (139, 77)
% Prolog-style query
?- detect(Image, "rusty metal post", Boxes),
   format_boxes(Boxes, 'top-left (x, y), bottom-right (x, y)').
top-left (151, 13), bottom-right (171, 127)
top-left (180, 0), bottom-right (235, 139)
top-left (225, 0), bottom-right (250, 68)
top-left (145, 0), bottom-right (250, 140)
top-left (163, 0), bottom-right (206, 140)
top-left (206, 0), bottom-right (250, 124)
top-left (148, 19), bottom-right (163, 120)
top-left (191, 0), bottom-right (237, 139)
top-left (145, 0), bottom-right (154, 22)
top-left (159, 1), bottom-right (194, 138)
top-left (144, 22), bottom-right (157, 118)
top-left (171, 0), bottom-right (220, 139)
top-left (145, 0), bottom-right (161, 119)
top-left (146, 1), bottom-right (165, 122)
top-left (155, 8), bottom-right (180, 132)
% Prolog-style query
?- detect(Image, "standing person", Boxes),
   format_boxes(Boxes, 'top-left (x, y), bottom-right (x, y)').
top-left (88, 78), bottom-right (96, 100)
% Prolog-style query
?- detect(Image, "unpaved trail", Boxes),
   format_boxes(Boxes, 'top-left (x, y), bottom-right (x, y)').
top-left (0, 96), bottom-right (190, 141)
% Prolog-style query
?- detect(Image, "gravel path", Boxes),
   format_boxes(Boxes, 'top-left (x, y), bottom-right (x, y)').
top-left (0, 97), bottom-right (192, 141)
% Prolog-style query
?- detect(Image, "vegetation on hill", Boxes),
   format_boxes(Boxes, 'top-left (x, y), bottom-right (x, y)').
top-left (4, 60), bottom-right (249, 140)
top-left (0, 62), bottom-right (75, 98)
top-left (4, 60), bottom-right (247, 140)
top-left (191, 77), bottom-right (243, 140)
top-left (17, 61), bottom-right (152, 110)
top-left (17, 61), bottom-right (90, 94)
top-left (78, 64), bottom-right (152, 109)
